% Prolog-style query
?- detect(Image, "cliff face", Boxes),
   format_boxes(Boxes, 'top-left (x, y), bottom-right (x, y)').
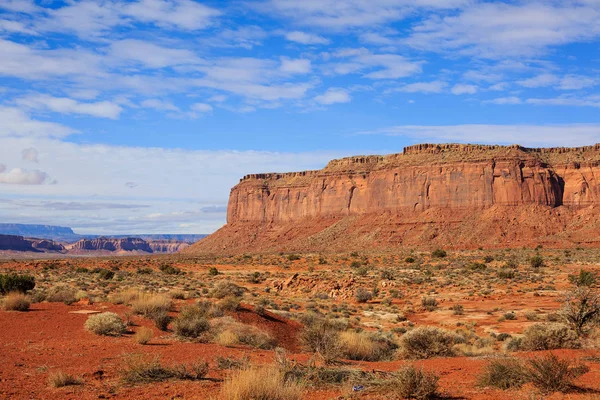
top-left (70, 237), bottom-right (153, 253)
top-left (187, 143), bottom-right (600, 254)
top-left (148, 240), bottom-right (190, 253)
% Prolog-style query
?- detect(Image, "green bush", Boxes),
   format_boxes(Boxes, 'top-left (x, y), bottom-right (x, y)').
top-left (477, 358), bottom-right (527, 390)
top-left (400, 327), bottom-right (457, 359)
top-left (519, 323), bottom-right (579, 351)
top-left (525, 354), bottom-right (589, 394)
top-left (568, 270), bottom-right (597, 287)
top-left (85, 312), bottom-right (127, 336)
top-left (431, 249), bottom-right (447, 258)
top-left (530, 255), bottom-right (544, 269)
top-left (0, 274), bottom-right (35, 294)
top-left (159, 264), bottom-right (182, 275)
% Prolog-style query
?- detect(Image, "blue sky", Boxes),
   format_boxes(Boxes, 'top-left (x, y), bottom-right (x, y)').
top-left (0, 0), bottom-right (599, 234)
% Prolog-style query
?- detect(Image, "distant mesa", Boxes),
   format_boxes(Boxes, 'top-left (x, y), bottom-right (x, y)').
top-left (184, 143), bottom-right (600, 255)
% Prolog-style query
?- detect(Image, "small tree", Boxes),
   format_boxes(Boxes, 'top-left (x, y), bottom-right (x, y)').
top-left (561, 286), bottom-right (600, 336)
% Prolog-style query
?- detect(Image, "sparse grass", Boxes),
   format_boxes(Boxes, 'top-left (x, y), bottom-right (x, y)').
top-left (121, 355), bottom-right (208, 384)
top-left (172, 306), bottom-right (210, 339)
top-left (299, 317), bottom-right (344, 363)
top-left (134, 326), bottom-right (153, 345)
top-left (211, 317), bottom-right (276, 349)
top-left (390, 365), bottom-right (439, 400)
top-left (48, 371), bottom-right (81, 388)
top-left (2, 292), bottom-right (30, 311)
top-left (220, 365), bottom-right (303, 400)
top-left (210, 281), bottom-right (246, 299)
top-left (46, 287), bottom-right (77, 305)
top-left (131, 293), bottom-right (172, 317)
top-left (84, 312), bottom-right (127, 336)
top-left (339, 331), bottom-right (397, 361)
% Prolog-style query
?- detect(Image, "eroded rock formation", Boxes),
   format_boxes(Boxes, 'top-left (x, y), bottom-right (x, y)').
top-left (186, 143), bottom-right (600, 254)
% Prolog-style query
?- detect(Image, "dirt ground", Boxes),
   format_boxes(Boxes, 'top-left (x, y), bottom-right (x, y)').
top-left (2, 249), bottom-right (600, 399)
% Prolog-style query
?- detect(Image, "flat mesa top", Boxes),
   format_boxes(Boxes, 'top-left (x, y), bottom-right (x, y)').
top-left (238, 143), bottom-right (600, 185)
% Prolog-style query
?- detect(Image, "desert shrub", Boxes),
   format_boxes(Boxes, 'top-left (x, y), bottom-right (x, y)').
top-left (46, 287), bottom-right (77, 305)
top-left (48, 371), bottom-right (81, 388)
top-left (0, 273), bottom-right (35, 294)
top-left (380, 268), bottom-right (395, 280)
top-left (210, 281), bottom-right (246, 299)
top-left (173, 307), bottom-right (210, 339)
top-left (339, 331), bottom-right (397, 361)
top-left (97, 269), bottom-right (115, 280)
top-left (390, 365), bottom-right (439, 400)
top-left (452, 304), bottom-right (464, 315)
top-left (169, 289), bottom-right (186, 300)
top-left (355, 288), bottom-right (373, 303)
top-left (568, 270), bottom-right (597, 287)
top-left (483, 255), bottom-right (494, 263)
top-left (208, 267), bottom-right (220, 276)
top-left (400, 327), bottom-right (457, 359)
top-left (151, 310), bottom-right (171, 331)
top-left (405, 257), bottom-right (415, 263)
top-left (530, 255), bottom-right (544, 269)
top-left (498, 269), bottom-right (516, 279)
top-left (220, 366), bottom-right (303, 400)
top-left (349, 260), bottom-right (362, 269)
top-left (85, 312), bottom-right (127, 336)
top-left (121, 355), bottom-right (209, 384)
top-left (469, 262), bottom-right (487, 271)
top-left (75, 267), bottom-right (89, 273)
top-left (519, 323), bottom-right (579, 351)
top-left (431, 249), bottom-right (447, 258)
top-left (131, 293), bottom-right (172, 318)
top-left (218, 295), bottom-right (241, 311)
top-left (300, 317), bottom-right (344, 363)
top-left (159, 264), bottom-right (182, 275)
top-left (134, 326), bottom-right (153, 345)
top-left (109, 289), bottom-right (142, 305)
top-left (421, 297), bottom-right (438, 311)
top-left (477, 358), bottom-right (527, 390)
top-left (2, 292), bottom-right (30, 311)
top-left (504, 312), bottom-right (517, 320)
top-left (525, 354), bottom-right (589, 394)
top-left (561, 286), bottom-right (600, 336)
top-left (216, 356), bottom-right (250, 370)
top-left (211, 317), bottom-right (276, 349)
top-left (287, 254), bottom-right (301, 261)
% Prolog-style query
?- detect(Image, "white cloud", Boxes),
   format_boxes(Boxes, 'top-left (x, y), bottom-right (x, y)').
top-left (360, 124), bottom-right (600, 147)
top-left (0, 164), bottom-right (5, 173)
top-left (517, 74), bottom-right (559, 88)
top-left (484, 96), bottom-right (522, 105)
top-left (21, 147), bottom-right (39, 163)
top-left (314, 88), bottom-right (351, 104)
top-left (391, 81), bottom-right (447, 94)
top-left (109, 39), bottom-right (203, 68)
top-left (264, 0), bottom-right (469, 30)
top-left (190, 103), bottom-right (213, 113)
top-left (0, 167), bottom-right (50, 185)
top-left (15, 94), bottom-right (123, 119)
top-left (405, 2), bottom-right (600, 58)
top-left (284, 31), bottom-right (330, 45)
top-left (558, 75), bottom-right (598, 90)
top-left (121, 0), bottom-right (222, 30)
top-left (280, 58), bottom-right (312, 74)
top-left (326, 48), bottom-right (422, 80)
top-left (0, 107), bottom-right (76, 138)
top-left (141, 98), bottom-right (180, 112)
top-left (526, 95), bottom-right (600, 108)
top-left (451, 84), bottom-right (477, 95)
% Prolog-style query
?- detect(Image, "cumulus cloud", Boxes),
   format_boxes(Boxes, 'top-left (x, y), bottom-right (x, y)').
top-left (0, 167), bottom-right (50, 185)
top-left (326, 48), bottom-right (423, 80)
top-left (389, 81), bottom-right (447, 94)
top-left (280, 58), bottom-right (312, 74)
top-left (190, 103), bottom-right (213, 113)
top-left (141, 98), bottom-right (180, 112)
top-left (21, 147), bottom-right (39, 163)
top-left (484, 96), bottom-right (522, 105)
top-left (15, 94), bottom-right (123, 119)
top-left (314, 88), bottom-right (352, 104)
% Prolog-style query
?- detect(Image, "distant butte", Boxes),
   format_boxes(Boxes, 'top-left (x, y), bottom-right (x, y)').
top-left (184, 143), bottom-right (600, 254)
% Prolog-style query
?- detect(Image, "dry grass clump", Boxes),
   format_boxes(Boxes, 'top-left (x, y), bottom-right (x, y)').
top-left (134, 326), bottom-right (153, 345)
top-left (2, 292), bottom-right (30, 311)
top-left (120, 355), bottom-right (209, 385)
top-left (339, 331), bottom-right (397, 361)
top-left (131, 293), bottom-right (172, 317)
top-left (211, 317), bottom-right (276, 349)
top-left (389, 365), bottom-right (439, 400)
top-left (400, 327), bottom-right (458, 359)
top-left (109, 289), bottom-right (143, 305)
top-left (46, 286), bottom-right (77, 305)
top-left (299, 317), bottom-right (345, 363)
top-left (84, 312), bottom-right (127, 336)
top-left (48, 371), bottom-right (82, 388)
top-left (220, 365), bottom-right (303, 400)
top-left (519, 323), bottom-right (580, 351)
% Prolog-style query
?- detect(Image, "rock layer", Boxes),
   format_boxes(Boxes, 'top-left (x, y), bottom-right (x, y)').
top-left (186, 143), bottom-right (600, 254)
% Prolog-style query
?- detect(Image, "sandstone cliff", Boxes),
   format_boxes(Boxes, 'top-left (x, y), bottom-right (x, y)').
top-left (185, 143), bottom-right (600, 254)
top-left (69, 237), bottom-right (153, 253)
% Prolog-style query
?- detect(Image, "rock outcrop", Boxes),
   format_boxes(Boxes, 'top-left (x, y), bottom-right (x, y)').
top-left (148, 240), bottom-right (190, 253)
top-left (185, 143), bottom-right (600, 254)
top-left (69, 237), bottom-right (153, 253)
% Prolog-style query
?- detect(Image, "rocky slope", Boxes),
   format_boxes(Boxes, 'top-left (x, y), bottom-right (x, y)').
top-left (185, 143), bottom-right (600, 254)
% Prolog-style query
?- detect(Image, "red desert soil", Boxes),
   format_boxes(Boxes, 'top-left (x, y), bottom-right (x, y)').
top-left (1, 301), bottom-right (600, 400)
